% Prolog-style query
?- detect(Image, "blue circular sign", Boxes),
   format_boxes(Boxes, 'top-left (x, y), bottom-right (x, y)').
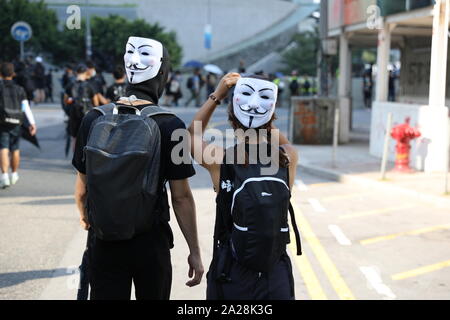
top-left (11, 21), bottom-right (32, 42)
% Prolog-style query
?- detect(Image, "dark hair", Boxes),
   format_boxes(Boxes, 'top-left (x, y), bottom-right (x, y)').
top-left (76, 63), bottom-right (88, 74)
top-left (86, 60), bottom-right (95, 69)
top-left (0, 62), bottom-right (15, 78)
top-left (227, 74), bottom-right (289, 168)
top-left (113, 65), bottom-right (125, 80)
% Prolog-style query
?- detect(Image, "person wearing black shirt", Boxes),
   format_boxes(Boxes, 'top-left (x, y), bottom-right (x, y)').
top-left (73, 36), bottom-right (203, 300)
top-left (105, 66), bottom-right (127, 103)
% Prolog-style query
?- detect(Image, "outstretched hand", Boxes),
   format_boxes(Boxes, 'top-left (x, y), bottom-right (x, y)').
top-left (213, 72), bottom-right (241, 101)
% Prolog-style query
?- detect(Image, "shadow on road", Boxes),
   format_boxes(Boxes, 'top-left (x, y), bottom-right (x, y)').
top-left (0, 268), bottom-right (70, 289)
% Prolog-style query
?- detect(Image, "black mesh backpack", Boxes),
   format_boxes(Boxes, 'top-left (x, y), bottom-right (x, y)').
top-left (84, 103), bottom-right (174, 241)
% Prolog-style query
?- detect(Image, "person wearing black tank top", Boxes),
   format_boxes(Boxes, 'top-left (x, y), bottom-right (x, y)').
top-left (188, 73), bottom-right (300, 300)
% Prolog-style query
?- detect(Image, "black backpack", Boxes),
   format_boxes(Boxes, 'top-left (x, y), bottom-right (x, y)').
top-left (84, 103), bottom-right (174, 241)
top-left (222, 149), bottom-right (302, 273)
top-left (0, 81), bottom-right (24, 126)
top-left (70, 81), bottom-right (94, 119)
top-left (187, 76), bottom-right (194, 89)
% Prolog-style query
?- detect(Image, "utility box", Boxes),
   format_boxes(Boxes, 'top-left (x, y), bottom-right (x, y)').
top-left (289, 97), bottom-right (337, 145)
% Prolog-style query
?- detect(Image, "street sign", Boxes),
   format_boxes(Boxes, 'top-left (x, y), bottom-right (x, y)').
top-left (10, 21), bottom-right (33, 42)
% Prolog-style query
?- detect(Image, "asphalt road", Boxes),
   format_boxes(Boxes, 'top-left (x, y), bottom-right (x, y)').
top-left (1, 105), bottom-right (449, 300)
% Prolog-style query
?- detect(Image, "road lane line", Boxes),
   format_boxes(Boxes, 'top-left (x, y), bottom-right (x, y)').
top-left (290, 197), bottom-right (355, 300)
top-left (359, 266), bottom-right (396, 299)
top-left (288, 242), bottom-right (327, 300)
top-left (295, 179), bottom-right (309, 191)
top-left (360, 224), bottom-right (450, 245)
top-left (308, 198), bottom-right (327, 213)
top-left (328, 225), bottom-right (352, 246)
top-left (339, 204), bottom-right (414, 220)
top-left (392, 259), bottom-right (450, 281)
top-left (322, 192), bottom-right (372, 202)
top-left (308, 182), bottom-right (335, 188)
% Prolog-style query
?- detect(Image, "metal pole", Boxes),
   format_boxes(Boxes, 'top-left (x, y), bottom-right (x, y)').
top-left (445, 118), bottom-right (450, 194)
top-left (381, 112), bottom-right (393, 180)
top-left (85, 0), bottom-right (92, 60)
top-left (332, 106), bottom-right (340, 168)
top-left (20, 41), bottom-right (24, 61)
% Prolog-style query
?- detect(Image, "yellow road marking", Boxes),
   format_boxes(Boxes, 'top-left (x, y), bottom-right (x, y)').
top-left (322, 192), bottom-right (372, 202)
top-left (288, 237), bottom-right (327, 300)
top-left (360, 224), bottom-right (450, 245)
top-left (392, 259), bottom-right (450, 281)
top-left (291, 192), bottom-right (356, 300)
top-left (339, 204), bottom-right (414, 220)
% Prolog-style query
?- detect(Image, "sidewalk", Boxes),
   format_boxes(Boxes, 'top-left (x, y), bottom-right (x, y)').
top-left (294, 131), bottom-right (450, 208)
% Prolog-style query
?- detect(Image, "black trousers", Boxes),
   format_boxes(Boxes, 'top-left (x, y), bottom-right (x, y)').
top-left (88, 226), bottom-right (172, 300)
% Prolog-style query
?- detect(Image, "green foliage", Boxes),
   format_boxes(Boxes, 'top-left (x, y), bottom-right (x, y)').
top-left (87, 15), bottom-right (182, 69)
top-left (0, 0), bottom-right (60, 62)
top-left (0, 1), bottom-right (182, 69)
top-left (281, 28), bottom-right (319, 76)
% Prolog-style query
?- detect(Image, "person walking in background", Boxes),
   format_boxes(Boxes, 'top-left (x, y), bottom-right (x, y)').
top-left (363, 68), bottom-right (373, 109)
top-left (167, 70), bottom-right (183, 107)
top-left (105, 65), bottom-right (127, 103)
top-left (0, 62), bottom-right (37, 189)
top-left (206, 72), bottom-right (218, 99)
top-left (289, 70), bottom-right (300, 97)
top-left (86, 61), bottom-right (108, 106)
top-left (45, 68), bottom-right (54, 103)
top-left (186, 68), bottom-right (202, 107)
top-left (33, 57), bottom-right (46, 104)
top-left (14, 61), bottom-right (35, 103)
top-left (388, 69), bottom-right (397, 102)
top-left (64, 64), bottom-right (99, 143)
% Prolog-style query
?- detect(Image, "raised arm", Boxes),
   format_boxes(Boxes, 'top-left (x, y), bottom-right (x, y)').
top-left (187, 73), bottom-right (240, 191)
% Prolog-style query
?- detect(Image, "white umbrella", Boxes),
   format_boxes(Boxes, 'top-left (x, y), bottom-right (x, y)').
top-left (204, 64), bottom-right (223, 75)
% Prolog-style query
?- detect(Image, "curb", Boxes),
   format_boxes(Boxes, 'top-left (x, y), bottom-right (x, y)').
top-left (298, 162), bottom-right (450, 209)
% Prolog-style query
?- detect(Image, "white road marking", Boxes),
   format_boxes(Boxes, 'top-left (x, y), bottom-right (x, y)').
top-left (308, 198), bottom-right (326, 213)
top-left (359, 266), bottom-right (396, 300)
top-left (295, 179), bottom-right (309, 191)
top-left (328, 225), bottom-right (352, 246)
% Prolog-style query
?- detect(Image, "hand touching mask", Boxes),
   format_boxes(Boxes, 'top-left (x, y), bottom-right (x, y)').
top-left (233, 77), bottom-right (278, 128)
top-left (124, 37), bottom-right (163, 84)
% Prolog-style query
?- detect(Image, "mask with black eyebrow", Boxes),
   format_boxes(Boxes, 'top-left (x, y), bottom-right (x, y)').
top-left (232, 77), bottom-right (278, 128)
top-left (123, 36), bottom-right (170, 104)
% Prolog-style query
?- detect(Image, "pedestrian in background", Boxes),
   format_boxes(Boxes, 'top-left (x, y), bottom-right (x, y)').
top-left (105, 65), bottom-right (127, 103)
top-left (186, 68), bottom-right (202, 107)
top-left (0, 62), bottom-right (37, 189)
top-left (33, 57), bottom-right (46, 104)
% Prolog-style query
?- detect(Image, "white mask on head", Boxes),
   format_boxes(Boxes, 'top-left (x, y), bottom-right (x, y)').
top-left (124, 36), bottom-right (163, 84)
top-left (233, 77), bottom-right (278, 128)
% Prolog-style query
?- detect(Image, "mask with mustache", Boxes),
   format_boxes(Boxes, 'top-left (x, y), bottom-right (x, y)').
top-left (124, 36), bottom-right (163, 84)
top-left (232, 77), bottom-right (278, 128)
top-left (123, 36), bottom-right (170, 105)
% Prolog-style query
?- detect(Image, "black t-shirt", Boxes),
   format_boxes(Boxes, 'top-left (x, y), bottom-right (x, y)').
top-left (0, 80), bottom-right (27, 130)
top-left (72, 103), bottom-right (196, 245)
top-left (65, 80), bottom-right (95, 101)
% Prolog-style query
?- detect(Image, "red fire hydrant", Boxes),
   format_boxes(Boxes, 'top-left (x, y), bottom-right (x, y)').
top-left (390, 117), bottom-right (421, 173)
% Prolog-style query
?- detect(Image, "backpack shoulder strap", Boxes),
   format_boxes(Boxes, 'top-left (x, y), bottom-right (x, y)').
top-left (92, 103), bottom-right (116, 116)
top-left (282, 146), bottom-right (302, 256)
top-left (141, 105), bottom-right (175, 118)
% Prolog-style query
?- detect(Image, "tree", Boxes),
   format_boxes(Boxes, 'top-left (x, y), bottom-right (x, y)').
top-left (0, 0), bottom-right (60, 62)
top-left (281, 28), bottom-right (320, 76)
top-left (86, 15), bottom-right (183, 71)
top-left (0, 1), bottom-right (183, 71)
